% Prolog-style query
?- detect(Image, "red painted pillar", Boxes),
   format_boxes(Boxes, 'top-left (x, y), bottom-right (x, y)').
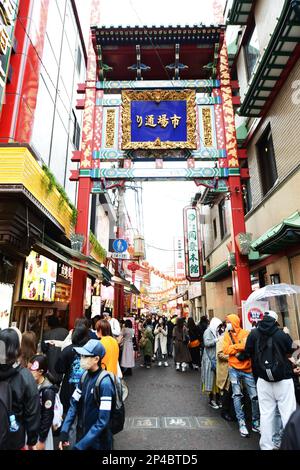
top-left (219, 39), bottom-right (252, 320)
top-left (68, 0), bottom-right (102, 329)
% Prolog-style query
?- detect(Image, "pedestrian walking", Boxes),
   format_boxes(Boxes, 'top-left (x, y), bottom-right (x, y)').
top-left (166, 315), bottom-right (175, 358)
top-left (198, 316), bottom-right (209, 362)
top-left (223, 314), bottom-right (260, 438)
top-left (201, 317), bottom-right (222, 409)
top-left (139, 327), bottom-right (154, 369)
top-left (0, 328), bottom-right (40, 450)
top-left (245, 310), bottom-right (297, 450)
top-left (58, 340), bottom-right (115, 450)
top-left (20, 331), bottom-right (37, 368)
top-left (29, 354), bottom-right (57, 450)
top-left (55, 319), bottom-right (90, 415)
top-left (41, 315), bottom-right (68, 384)
top-left (154, 317), bottom-right (168, 367)
top-left (173, 317), bottom-right (192, 372)
top-left (216, 322), bottom-right (236, 421)
top-left (187, 317), bottom-right (202, 370)
top-left (120, 319), bottom-right (135, 376)
top-left (96, 319), bottom-right (119, 376)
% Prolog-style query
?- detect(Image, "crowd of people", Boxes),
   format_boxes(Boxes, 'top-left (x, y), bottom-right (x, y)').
top-left (0, 308), bottom-right (300, 450)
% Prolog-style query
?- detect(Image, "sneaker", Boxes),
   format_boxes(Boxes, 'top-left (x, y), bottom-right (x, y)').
top-left (164, 362), bottom-right (169, 367)
top-left (140, 364), bottom-right (144, 367)
top-left (146, 366), bottom-right (151, 369)
top-left (158, 361), bottom-right (162, 367)
top-left (252, 420), bottom-right (260, 433)
top-left (209, 400), bottom-right (220, 410)
top-left (239, 421), bottom-right (249, 438)
top-left (181, 362), bottom-right (187, 372)
top-left (176, 363), bottom-right (180, 370)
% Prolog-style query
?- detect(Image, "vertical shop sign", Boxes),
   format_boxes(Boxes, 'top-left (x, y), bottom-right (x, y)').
top-left (183, 207), bottom-right (203, 282)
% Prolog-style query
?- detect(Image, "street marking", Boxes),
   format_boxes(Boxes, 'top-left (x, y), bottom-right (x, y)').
top-left (125, 417), bottom-right (227, 430)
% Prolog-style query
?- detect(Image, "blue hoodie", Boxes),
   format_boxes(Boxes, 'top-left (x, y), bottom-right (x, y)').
top-left (60, 368), bottom-right (115, 450)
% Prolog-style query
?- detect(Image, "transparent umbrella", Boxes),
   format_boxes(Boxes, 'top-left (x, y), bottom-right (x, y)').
top-left (245, 283), bottom-right (300, 341)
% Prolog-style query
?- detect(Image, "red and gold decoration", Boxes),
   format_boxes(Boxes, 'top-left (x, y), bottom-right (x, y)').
top-left (141, 260), bottom-right (186, 283)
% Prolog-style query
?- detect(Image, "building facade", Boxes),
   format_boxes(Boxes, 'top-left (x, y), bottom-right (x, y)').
top-left (201, 0), bottom-right (300, 339)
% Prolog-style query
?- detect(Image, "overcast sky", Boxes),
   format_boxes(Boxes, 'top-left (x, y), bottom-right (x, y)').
top-left (99, 0), bottom-right (222, 280)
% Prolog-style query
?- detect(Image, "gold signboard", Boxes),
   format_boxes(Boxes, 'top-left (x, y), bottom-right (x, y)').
top-left (122, 90), bottom-right (197, 150)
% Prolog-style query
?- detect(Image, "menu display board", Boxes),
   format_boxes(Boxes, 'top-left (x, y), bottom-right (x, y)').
top-left (21, 251), bottom-right (58, 302)
top-left (0, 283), bottom-right (14, 330)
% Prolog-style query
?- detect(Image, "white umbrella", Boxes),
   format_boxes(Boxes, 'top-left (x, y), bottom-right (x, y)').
top-left (245, 283), bottom-right (300, 307)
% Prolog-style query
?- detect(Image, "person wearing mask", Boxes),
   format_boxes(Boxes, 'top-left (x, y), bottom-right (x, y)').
top-left (58, 340), bottom-right (115, 450)
top-left (187, 317), bottom-right (202, 370)
top-left (0, 329), bottom-right (40, 450)
top-left (154, 317), bottom-right (168, 367)
top-left (20, 331), bottom-right (37, 368)
top-left (201, 317), bottom-right (222, 409)
top-left (166, 315), bottom-right (175, 358)
top-left (29, 354), bottom-right (57, 450)
top-left (223, 314), bottom-right (260, 438)
top-left (55, 319), bottom-right (90, 415)
top-left (42, 315), bottom-right (68, 384)
top-left (198, 316), bottom-right (209, 362)
top-left (120, 319), bottom-right (135, 376)
top-left (96, 319), bottom-right (119, 376)
top-left (245, 310), bottom-right (297, 450)
top-left (216, 322), bottom-right (236, 421)
top-left (139, 326), bottom-right (154, 369)
top-left (173, 318), bottom-right (192, 372)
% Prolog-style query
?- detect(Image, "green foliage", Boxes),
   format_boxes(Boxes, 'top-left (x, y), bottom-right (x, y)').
top-left (41, 163), bottom-right (78, 226)
top-left (89, 231), bottom-right (107, 261)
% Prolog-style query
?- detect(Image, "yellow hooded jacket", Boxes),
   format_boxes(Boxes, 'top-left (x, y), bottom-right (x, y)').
top-left (223, 314), bottom-right (252, 373)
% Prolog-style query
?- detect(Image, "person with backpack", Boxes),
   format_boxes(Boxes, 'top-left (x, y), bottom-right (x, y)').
top-left (29, 354), bottom-right (59, 450)
top-left (223, 314), bottom-right (260, 438)
top-left (58, 339), bottom-right (116, 450)
top-left (0, 328), bottom-right (40, 450)
top-left (96, 319), bottom-right (119, 376)
top-left (245, 310), bottom-right (297, 450)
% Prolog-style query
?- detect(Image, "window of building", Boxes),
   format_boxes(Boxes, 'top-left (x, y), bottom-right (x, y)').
top-left (72, 111), bottom-right (81, 150)
top-left (218, 199), bottom-right (227, 239)
top-left (243, 178), bottom-right (252, 215)
top-left (213, 218), bottom-right (217, 240)
top-left (256, 124), bottom-right (278, 196)
top-left (244, 25), bottom-right (260, 80)
top-left (76, 47), bottom-right (82, 75)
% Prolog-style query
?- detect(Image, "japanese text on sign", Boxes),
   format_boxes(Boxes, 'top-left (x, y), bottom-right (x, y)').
top-left (136, 113), bottom-right (182, 129)
top-left (184, 207), bottom-right (202, 281)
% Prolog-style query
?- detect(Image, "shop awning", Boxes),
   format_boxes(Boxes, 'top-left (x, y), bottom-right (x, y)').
top-left (251, 211), bottom-right (300, 254)
top-left (35, 240), bottom-right (112, 282)
top-left (203, 261), bottom-right (230, 282)
top-left (124, 284), bottom-right (140, 295)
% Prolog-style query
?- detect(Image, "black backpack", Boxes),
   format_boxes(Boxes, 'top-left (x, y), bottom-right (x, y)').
top-left (256, 333), bottom-right (286, 382)
top-left (81, 370), bottom-right (125, 435)
top-left (0, 381), bottom-right (12, 450)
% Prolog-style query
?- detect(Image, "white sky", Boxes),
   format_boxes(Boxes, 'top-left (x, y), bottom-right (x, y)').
top-left (99, 0), bottom-right (221, 279)
top-left (99, 0), bottom-right (216, 27)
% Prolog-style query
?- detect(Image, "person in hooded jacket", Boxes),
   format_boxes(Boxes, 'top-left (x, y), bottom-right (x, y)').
top-left (223, 314), bottom-right (260, 438)
top-left (29, 354), bottom-right (57, 450)
top-left (201, 317), bottom-right (222, 409)
top-left (0, 328), bottom-right (40, 450)
top-left (280, 407), bottom-right (300, 450)
top-left (245, 310), bottom-right (296, 450)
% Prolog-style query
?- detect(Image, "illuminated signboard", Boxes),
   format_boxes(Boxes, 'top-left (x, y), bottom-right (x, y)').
top-left (0, 283), bottom-right (13, 329)
top-left (183, 207), bottom-right (203, 282)
top-left (122, 90), bottom-right (196, 150)
top-left (0, 0), bottom-right (19, 115)
top-left (22, 251), bottom-right (58, 302)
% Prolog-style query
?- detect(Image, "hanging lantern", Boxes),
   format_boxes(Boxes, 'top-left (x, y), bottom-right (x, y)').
top-left (134, 235), bottom-right (145, 259)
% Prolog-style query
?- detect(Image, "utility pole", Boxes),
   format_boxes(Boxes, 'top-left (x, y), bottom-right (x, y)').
top-left (114, 186), bottom-right (125, 319)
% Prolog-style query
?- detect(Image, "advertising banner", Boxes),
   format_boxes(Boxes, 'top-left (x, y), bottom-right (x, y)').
top-left (21, 251), bottom-right (57, 302)
top-left (242, 300), bottom-right (269, 331)
top-left (183, 206), bottom-right (203, 282)
top-left (0, 283), bottom-right (13, 329)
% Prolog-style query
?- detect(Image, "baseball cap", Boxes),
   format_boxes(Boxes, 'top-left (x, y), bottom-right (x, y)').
top-left (74, 339), bottom-right (106, 358)
top-left (265, 310), bottom-right (278, 322)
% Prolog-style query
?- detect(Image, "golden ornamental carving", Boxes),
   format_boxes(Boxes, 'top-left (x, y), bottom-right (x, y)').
top-left (121, 89), bottom-right (197, 150)
top-left (105, 109), bottom-right (116, 148)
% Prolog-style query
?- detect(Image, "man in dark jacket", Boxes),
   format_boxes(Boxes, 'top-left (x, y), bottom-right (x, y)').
top-left (59, 340), bottom-right (115, 450)
top-left (42, 315), bottom-right (68, 383)
top-left (280, 407), bottom-right (300, 450)
top-left (245, 310), bottom-right (297, 450)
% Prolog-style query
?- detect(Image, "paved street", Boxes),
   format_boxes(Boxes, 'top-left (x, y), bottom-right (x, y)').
top-left (115, 360), bottom-right (260, 451)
